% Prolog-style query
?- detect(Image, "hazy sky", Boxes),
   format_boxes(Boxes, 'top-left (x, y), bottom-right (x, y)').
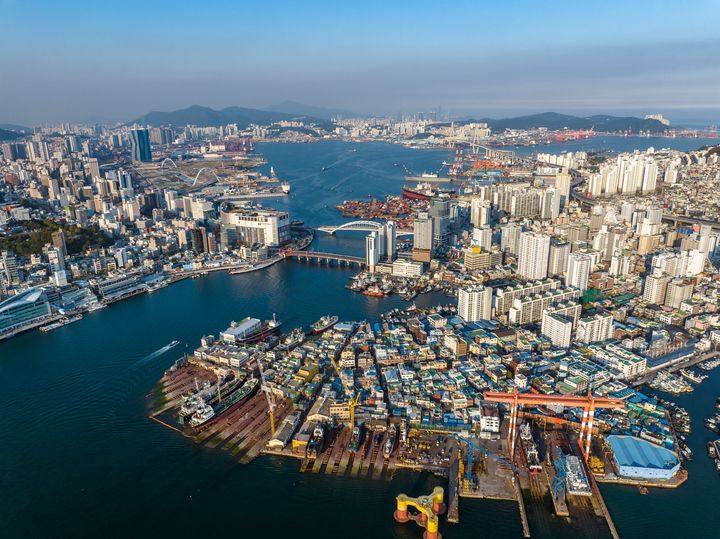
top-left (1, 0), bottom-right (719, 125)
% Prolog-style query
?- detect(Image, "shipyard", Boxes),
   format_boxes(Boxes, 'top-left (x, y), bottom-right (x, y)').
top-left (151, 288), bottom-right (719, 537)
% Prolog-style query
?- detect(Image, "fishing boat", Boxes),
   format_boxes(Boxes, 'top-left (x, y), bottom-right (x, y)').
top-left (306, 424), bottom-right (325, 460)
top-left (311, 315), bottom-right (339, 334)
top-left (384, 425), bottom-right (397, 459)
top-left (347, 426), bottom-right (363, 452)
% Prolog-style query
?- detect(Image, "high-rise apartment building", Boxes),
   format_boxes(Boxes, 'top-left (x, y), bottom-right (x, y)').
top-left (458, 285), bottom-right (493, 322)
top-left (517, 232), bottom-right (550, 280)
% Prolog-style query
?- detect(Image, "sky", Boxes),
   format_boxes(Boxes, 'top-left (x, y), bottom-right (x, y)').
top-left (1, 0), bottom-right (719, 125)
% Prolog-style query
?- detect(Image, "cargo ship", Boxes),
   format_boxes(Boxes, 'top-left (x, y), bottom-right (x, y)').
top-left (311, 315), bottom-right (339, 334)
top-left (348, 426), bottom-right (363, 452)
top-left (306, 424), bottom-right (325, 459)
top-left (404, 172), bottom-right (452, 183)
top-left (213, 377), bottom-right (258, 416)
top-left (402, 183), bottom-right (456, 201)
top-left (384, 425), bottom-right (397, 459)
top-left (189, 377), bottom-right (259, 429)
top-left (179, 374), bottom-right (245, 425)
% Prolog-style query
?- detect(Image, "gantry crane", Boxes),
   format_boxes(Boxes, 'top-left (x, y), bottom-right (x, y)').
top-left (256, 356), bottom-right (277, 435)
top-left (483, 388), bottom-right (625, 461)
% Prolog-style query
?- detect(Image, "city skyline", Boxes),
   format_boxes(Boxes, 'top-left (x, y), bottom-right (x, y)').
top-left (1, 0), bottom-right (719, 124)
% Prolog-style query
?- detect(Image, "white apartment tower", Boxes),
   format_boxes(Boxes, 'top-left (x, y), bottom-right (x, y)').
top-left (458, 285), bottom-right (493, 322)
top-left (517, 232), bottom-right (550, 280)
top-left (566, 252), bottom-right (592, 291)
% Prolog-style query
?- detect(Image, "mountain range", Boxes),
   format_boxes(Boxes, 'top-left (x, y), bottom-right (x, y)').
top-left (128, 106), bottom-right (669, 133)
top-left (471, 112), bottom-right (668, 133)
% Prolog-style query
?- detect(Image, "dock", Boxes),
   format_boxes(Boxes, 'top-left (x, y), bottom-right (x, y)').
top-left (447, 455), bottom-right (460, 523)
top-left (513, 473), bottom-right (531, 538)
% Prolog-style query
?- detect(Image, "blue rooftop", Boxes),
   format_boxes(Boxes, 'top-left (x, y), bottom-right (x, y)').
top-left (608, 435), bottom-right (678, 470)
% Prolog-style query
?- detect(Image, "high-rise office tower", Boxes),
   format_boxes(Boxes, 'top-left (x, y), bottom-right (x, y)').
top-left (517, 232), bottom-right (550, 280)
top-left (1, 251), bottom-right (21, 285)
top-left (428, 197), bottom-right (450, 247)
top-left (412, 212), bottom-right (434, 262)
top-left (385, 221), bottom-right (396, 261)
top-left (366, 231), bottom-right (379, 273)
top-left (130, 129), bottom-right (152, 162)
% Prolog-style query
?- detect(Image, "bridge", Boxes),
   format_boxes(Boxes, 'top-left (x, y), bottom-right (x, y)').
top-left (317, 220), bottom-right (413, 236)
top-left (284, 250), bottom-right (366, 268)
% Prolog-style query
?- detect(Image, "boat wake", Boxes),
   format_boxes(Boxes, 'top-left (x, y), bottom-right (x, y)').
top-left (133, 341), bottom-right (179, 367)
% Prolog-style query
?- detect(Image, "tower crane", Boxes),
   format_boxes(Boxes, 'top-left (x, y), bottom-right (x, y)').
top-left (256, 356), bottom-right (277, 435)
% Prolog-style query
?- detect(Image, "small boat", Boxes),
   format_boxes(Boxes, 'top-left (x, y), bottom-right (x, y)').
top-left (363, 285), bottom-right (384, 297)
top-left (707, 442), bottom-right (717, 459)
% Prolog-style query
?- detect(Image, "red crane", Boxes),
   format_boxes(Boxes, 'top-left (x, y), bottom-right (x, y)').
top-left (483, 388), bottom-right (625, 461)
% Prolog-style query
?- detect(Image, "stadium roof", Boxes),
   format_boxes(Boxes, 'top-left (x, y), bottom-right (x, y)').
top-left (607, 435), bottom-right (678, 470)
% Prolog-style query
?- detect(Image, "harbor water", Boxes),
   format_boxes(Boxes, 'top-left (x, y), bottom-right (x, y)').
top-left (1, 138), bottom-right (719, 538)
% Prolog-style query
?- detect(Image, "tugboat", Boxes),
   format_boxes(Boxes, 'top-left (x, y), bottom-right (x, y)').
top-left (310, 315), bottom-right (339, 334)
